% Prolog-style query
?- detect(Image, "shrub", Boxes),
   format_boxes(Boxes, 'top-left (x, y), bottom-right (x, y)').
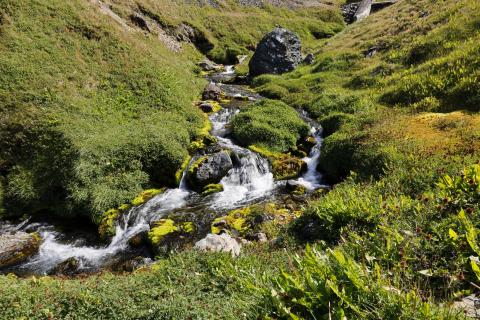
top-left (319, 131), bottom-right (397, 183)
top-left (291, 181), bottom-right (383, 243)
top-left (266, 246), bottom-right (456, 320)
top-left (232, 99), bottom-right (310, 153)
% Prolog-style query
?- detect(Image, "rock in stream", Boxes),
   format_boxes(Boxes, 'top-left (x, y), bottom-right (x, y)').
top-left (0, 232), bottom-right (41, 268)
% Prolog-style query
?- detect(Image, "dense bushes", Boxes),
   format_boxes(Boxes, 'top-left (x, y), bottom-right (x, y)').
top-left (291, 163), bottom-right (480, 304)
top-left (267, 246), bottom-right (458, 320)
top-left (232, 99), bottom-right (310, 153)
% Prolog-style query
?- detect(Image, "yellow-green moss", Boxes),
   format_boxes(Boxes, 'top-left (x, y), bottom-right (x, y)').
top-left (188, 116), bottom-right (217, 152)
top-left (131, 189), bottom-right (165, 207)
top-left (249, 145), bottom-right (306, 180)
top-left (211, 207), bottom-right (252, 235)
top-left (148, 219), bottom-right (195, 247)
top-left (175, 155), bottom-right (192, 186)
top-left (188, 156), bottom-right (208, 176)
top-left (205, 100), bottom-right (223, 113)
top-left (148, 219), bottom-right (178, 246)
top-left (98, 208), bottom-right (121, 240)
top-left (99, 189), bottom-right (163, 239)
top-left (202, 183), bottom-right (224, 196)
top-left (181, 222), bottom-right (195, 233)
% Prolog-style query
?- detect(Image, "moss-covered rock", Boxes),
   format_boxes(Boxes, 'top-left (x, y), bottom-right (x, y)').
top-left (202, 183), bottom-right (224, 196)
top-left (175, 156), bottom-right (192, 186)
top-left (148, 219), bottom-right (196, 254)
top-left (187, 152), bottom-right (233, 191)
top-left (98, 188), bottom-right (164, 239)
top-left (131, 189), bottom-right (165, 207)
top-left (148, 219), bottom-right (179, 247)
top-left (211, 203), bottom-right (301, 239)
top-left (188, 116), bottom-right (217, 152)
top-left (212, 207), bottom-right (253, 235)
top-left (98, 208), bottom-right (121, 240)
top-left (250, 145), bottom-right (306, 180)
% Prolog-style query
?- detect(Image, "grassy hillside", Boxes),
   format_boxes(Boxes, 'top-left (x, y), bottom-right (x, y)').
top-left (0, 0), bottom-right (342, 221)
top-left (0, 0), bottom-right (479, 319)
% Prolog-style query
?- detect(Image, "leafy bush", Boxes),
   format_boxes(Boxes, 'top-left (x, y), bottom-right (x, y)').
top-left (232, 99), bottom-right (310, 153)
top-left (266, 246), bottom-right (457, 320)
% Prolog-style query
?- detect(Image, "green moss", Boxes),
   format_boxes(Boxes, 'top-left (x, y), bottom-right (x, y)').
top-left (98, 208), bottom-right (121, 240)
top-left (188, 116), bottom-right (217, 152)
top-left (148, 219), bottom-right (179, 246)
top-left (131, 189), bottom-right (165, 207)
top-left (98, 189), bottom-right (163, 239)
top-left (148, 219), bottom-right (195, 247)
top-left (212, 207), bottom-right (252, 235)
top-left (249, 145), bottom-right (306, 180)
top-left (202, 183), bottom-right (224, 196)
top-left (175, 156), bottom-right (192, 186)
top-left (187, 156), bottom-right (208, 176)
top-left (181, 222), bottom-right (195, 234)
top-left (232, 99), bottom-right (310, 153)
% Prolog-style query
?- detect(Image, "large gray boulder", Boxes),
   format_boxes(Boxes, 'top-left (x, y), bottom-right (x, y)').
top-left (354, 0), bottom-right (372, 22)
top-left (194, 233), bottom-right (241, 257)
top-left (0, 232), bottom-right (41, 268)
top-left (249, 27), bottom-right (302, 77)
top-left (187, 151), bottom-right (233, 191)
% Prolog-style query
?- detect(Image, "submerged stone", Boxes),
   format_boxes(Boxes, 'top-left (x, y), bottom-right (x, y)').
top-left (50, 257), bottom-right (81, 276)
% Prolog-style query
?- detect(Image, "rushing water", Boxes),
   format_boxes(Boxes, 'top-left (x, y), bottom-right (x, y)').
top-left (1, 65), bottom-right (326, 276)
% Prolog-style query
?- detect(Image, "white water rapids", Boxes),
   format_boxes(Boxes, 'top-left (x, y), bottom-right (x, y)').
top-left (2, 69), bottom-right (326, 276)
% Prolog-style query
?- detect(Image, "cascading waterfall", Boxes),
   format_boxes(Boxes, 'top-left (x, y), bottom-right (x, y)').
top-left (3, 66), bottom-right (325, 276)
top-left (295, 126), bottom-right (325, 190)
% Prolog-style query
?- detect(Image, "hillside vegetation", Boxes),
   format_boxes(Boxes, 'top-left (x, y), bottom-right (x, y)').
top-left (0, 0), bottom-right (479, 319)
top-left (0, 0), bottom-right (342, 221)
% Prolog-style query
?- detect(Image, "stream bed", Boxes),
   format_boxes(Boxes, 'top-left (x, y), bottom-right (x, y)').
top-left (0, 65), bottom-right (327, 276)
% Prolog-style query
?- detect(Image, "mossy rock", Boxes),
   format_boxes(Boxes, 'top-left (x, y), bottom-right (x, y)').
top-left (250, 145), bottom-right (306, 180)
top-left (186, 152), bottom-right (233, 191)
top-left (131, 189), bottom-right (165, 207)
top-left (211, 203), bottom-right (300, 238)
top-left (148, 219), bottom-right (179, 247)
top-left (175, 156), bottom-right (192, 186)
top-left (98, 208), bottom-right (122, 240)
top-left (188, 117), bottom-right (217, 152)
top-left (148, 219), bottom-right (196, 254)
top-left (212, 207), bottom-right (253, 235)
top-left (202, 183), bottom-right (224, 196)
top-left (99, 188), bottom-right (164, 239)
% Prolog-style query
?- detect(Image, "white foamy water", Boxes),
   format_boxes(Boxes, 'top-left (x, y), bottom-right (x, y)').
top-left (18, 186), bottom-right (192, 274)
top-left (295, 126), bottom-right (325, 190)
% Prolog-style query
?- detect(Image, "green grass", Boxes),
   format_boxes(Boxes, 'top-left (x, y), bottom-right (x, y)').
top-left (0, 248), bottom-right (289, 319)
